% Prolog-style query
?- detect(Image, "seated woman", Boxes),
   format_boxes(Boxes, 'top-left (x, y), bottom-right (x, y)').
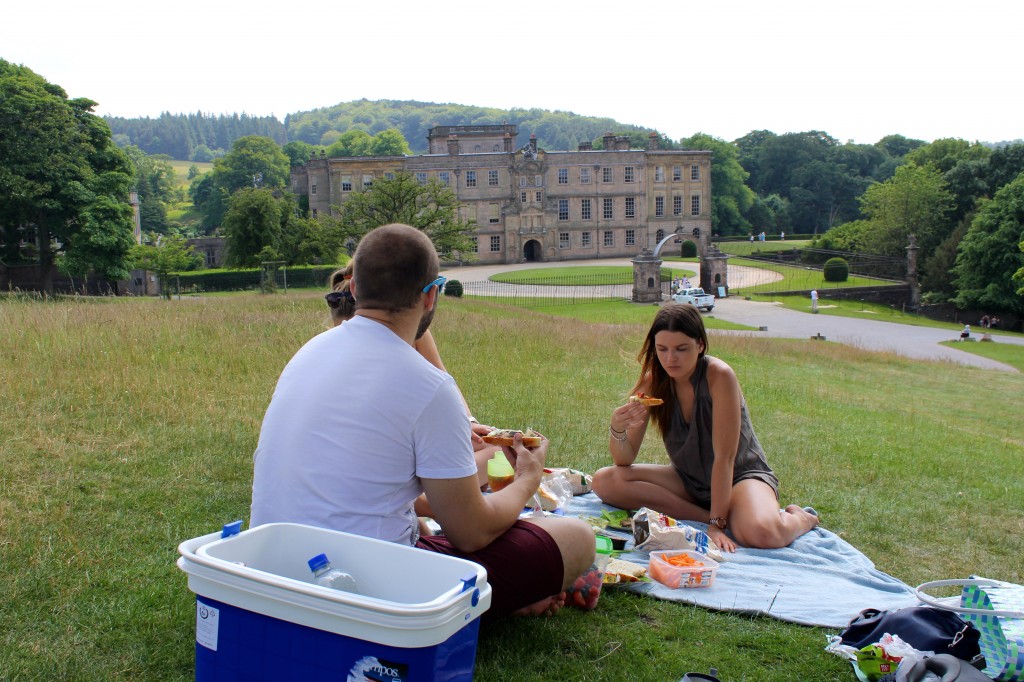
top-left (592, 304), bottom-right (819, 551)
top-left (326, 265), bottom-right (498, 487)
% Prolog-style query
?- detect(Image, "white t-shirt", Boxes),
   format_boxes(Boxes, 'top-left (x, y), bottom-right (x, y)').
top-left (250, 316), bottom-right (477, 545)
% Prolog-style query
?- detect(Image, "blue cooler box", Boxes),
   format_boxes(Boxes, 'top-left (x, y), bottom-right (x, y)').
top-left (177, 522), bottom-right (491, 681)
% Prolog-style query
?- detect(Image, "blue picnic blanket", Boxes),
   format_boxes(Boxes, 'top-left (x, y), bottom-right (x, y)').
top-left (565, 493), bottom-right (919, 629)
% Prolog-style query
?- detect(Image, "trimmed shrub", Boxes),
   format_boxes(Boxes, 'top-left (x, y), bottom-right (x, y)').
top-left (680, 240), bottom-right (698, 258)
top-left (823, 257), bottom-right (850, 282)
top-left (444, 279), bottom-right (464, 297)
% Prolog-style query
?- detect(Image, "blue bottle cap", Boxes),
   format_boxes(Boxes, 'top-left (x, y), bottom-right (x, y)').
top-left (307, 553), bottom-right (330, 572)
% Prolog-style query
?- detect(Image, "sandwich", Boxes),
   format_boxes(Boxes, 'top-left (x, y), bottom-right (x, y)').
top-left (628, 392), bottom-right (664, 407)
top-left (482, 428), bottom-right (542, 448)
top-left (602, 558), bottom-right (648, 584)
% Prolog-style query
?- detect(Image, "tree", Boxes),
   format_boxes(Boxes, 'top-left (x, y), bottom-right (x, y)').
top-left (326, 129), bottom-right (374, 158)
top-left (131, 234), bottom-right (202, 298)
top-left (281, 214), bottom-right (346, 265)
top-left (337, 172), bottom-right (476, 259)
top-left (221, 188), bottom-right (287, 268)
top-left (905, 138), bottom-right (989, 174)
top-left (371, 129), bottom-right (412, 156)
top-left (211, 135), bottom-right (290, 195)
top-left (678, 133), bottom-right (755, 236)
top-left (953, 173), bottom-right (1024, 315)
top-left (282, 140), bottom-right (315, 166)
top-left (858, 164), bottom-right (954, 264)
top-left (0, 59), bottom-right (136, 293)
top-left (874, 134), bottom-right (926, 159)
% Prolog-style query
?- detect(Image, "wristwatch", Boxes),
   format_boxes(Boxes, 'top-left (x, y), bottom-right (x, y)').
top-left (709, 517), bottom-right (727, 529)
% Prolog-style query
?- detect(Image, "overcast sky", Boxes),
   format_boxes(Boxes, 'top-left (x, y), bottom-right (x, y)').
top-left (4, 0), bottom-right (1021, 146)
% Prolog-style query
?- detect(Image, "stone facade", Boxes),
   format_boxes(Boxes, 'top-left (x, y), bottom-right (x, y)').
top-left (291, 125), bottom-right (713, 264)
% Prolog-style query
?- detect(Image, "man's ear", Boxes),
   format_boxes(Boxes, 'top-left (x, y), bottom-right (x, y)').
top-left (423, 284), bottom-right (438, 310)
top-left (348, 279), bottom-right (356, 298)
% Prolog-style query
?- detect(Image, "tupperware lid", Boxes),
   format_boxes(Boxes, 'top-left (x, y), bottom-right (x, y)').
top-left (595, 535), bottom-right (613, 555)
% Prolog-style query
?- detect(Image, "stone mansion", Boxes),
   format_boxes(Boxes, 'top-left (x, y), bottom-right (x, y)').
top-left (290, 124), bottom-right (713, 264)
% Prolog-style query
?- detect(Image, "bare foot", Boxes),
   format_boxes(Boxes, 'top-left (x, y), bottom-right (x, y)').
top-left (564, 565), bottom-right (603, 611)
top-left (512, 592), bottom-right (566, 617)
top-left (784, 504), bottom-right (820, 530)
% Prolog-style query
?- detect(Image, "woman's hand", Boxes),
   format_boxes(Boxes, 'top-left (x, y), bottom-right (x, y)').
top-left (470, 422), bottom-right (492, 450)
top-left (707, 525), bottom-right (736, 553)
top-left (611, 401), bottom-right (648, 433)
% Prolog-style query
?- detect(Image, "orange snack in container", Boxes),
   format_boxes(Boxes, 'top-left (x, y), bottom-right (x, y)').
top-left (649, 550), bottom-right (719, 589)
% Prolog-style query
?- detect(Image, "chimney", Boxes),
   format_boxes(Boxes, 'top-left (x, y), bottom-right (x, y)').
top-left (648, 132), bottom-right (659, 150)
top-left (578, 140), bottom-right (592, 151)
top-left (447, 135), bottom-right (459, 155)
top-left (615, 136), bottom-right (630, 151)
top-left (530, 133), bottom-right (538, 154)
top-left (602, 131), bottom-right (615, 150)
top-left (504, 132), bottom-right (513, 153)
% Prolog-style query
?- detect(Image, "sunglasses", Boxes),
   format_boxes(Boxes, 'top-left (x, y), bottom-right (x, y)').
top-left (324, 290), bottom-right (353, 308)
top-left (422, 275), bottom-right (447, 294)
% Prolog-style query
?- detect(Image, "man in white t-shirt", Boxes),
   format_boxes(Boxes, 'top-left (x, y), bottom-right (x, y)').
top-left (251, 223), bottom-right (596, 617)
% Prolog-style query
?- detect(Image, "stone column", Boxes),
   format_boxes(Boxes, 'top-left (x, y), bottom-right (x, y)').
top-left (906, 234), bottom-right (920, 310)
top-left (701, 245), bottom-right (730, 296)
top-left (632, 248), bottom-right (663, 303)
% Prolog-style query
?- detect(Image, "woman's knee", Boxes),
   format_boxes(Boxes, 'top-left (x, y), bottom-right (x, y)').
top-left (592, 465), bottom-right (622, 501)
top-left (732, 518), bottom-right (785, 549)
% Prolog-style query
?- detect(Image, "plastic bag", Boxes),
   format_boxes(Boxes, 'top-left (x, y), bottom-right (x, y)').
top-left (537, 470), bottom-right (574, 511)
top-left (631, 507), bottom-right (724, 562)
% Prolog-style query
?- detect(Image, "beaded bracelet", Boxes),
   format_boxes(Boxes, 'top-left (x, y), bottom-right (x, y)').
top-left (609, 426), bottom-right (628, 442)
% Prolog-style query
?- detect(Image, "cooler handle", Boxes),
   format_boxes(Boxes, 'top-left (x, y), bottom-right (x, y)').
top-left (459, 573), bottom-right (480, 607)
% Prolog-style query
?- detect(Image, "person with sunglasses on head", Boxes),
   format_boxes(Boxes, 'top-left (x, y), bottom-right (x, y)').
top-left (592, 304), bottom-right (819, 552)
top-left (325, 263), bottom-right (499, 489)
top-left (252, 224), bottom-right (597, 618)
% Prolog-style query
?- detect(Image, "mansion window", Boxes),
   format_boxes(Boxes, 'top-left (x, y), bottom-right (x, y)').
top-left (656, 228), bottom-right (665, 243)
top-left (673, 166), bottom-right (682, 181)
top-left (581, 231), bottom-right (592, 247)
top-left (559, 232), bottom-right (570, 249)
top-left (489, 202), bottom-right (500, 223)
top-left (624, 166), bottom-right (635, 183)
top-left (581, 198), bottom-right (592, 221)
top-left (415, 172), bottom-right (427, 185)
top-left (363, 174), bottom-right (373, 189)
top-left (466, 170), bottom-right (476, 187)
top-left (490, 235), bottom-right (501, 252)
top-left (535, 191), bottom-right (542, 202)
top-left (520, 176), bottom-right (527, 187)
top-left (471, 236), bottom-right (479, 253)
top-left (311, 183), bottom-right (317, 195)
top-left (602, 167), bottom-right (613, 183)
top-left (558, 199), bottom-right (569, 221)
top-left (691, 165), bottom-right (700, 181)
top-left (655, 196), bottom-right (664, 217)
top-left (439, 172), bottom-right (450, 186)
top-left (384, 172), bottom-right (395, 180)
top-left (488, 170), bottom-right (499, 186)
top-left (558, 168), bottom-right (568, 184)
top-left (580, 167), bottom-right (591, 184)
top-left (625, 229), bottom-right (636, 246)
top-left (341, 175), bottom-right (352, 192)
top-left (603, 230), bottom-right (614, 247)
top-left (625, 196), bottom-right (636, 219)
top-left (521, 191), bottom-right (528, 203)
top-left (673, 195), bottom-right (683, 216)
top-left (655, 166), bottom-right (664, 182)
top-left (603, 197), bottom-right (613, 219)
top-left (691, 195), bottom-right (701, 215)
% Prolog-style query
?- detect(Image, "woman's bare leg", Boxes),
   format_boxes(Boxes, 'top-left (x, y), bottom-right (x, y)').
top-left (592, 463), bottom-right (707, 521)
top-left (727, 480), bottom-right (819, 549)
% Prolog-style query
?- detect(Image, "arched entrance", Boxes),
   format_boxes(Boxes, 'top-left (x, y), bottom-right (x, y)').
top-left (523, 239), bottom-right (542, 262)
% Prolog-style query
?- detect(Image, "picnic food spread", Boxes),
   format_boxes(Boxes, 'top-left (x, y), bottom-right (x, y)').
top-left (628, 392), bottom-right (664, 406)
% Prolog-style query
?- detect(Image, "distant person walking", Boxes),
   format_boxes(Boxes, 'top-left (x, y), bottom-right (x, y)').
top-left (960, 324), bottom-right (971, 340)
top-left (810, 289), bottom-right (819, 313)
top-left (780, 231), bottom-right (785, 241)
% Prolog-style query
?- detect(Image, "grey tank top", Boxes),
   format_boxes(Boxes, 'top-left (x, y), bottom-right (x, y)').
top-left (662, 355), bottom-right (779, 507)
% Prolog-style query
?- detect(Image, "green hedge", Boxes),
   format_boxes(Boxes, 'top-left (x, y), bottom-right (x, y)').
top-left (171, 265), bottom-right (344, 293)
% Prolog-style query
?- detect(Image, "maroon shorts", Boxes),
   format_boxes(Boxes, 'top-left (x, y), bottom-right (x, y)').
top-left (416, 520), bottom-right (563, 617)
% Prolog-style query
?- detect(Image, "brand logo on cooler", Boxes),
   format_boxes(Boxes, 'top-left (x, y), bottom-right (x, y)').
top-left (347, 655), bottom-right (408, 682)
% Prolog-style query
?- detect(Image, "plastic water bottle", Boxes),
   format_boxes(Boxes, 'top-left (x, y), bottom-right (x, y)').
top-left (307, 553), bottom-right (358, 593)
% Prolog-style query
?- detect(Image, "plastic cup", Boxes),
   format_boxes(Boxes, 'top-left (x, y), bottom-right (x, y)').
top-left (487, 455), bottom-right (514, 492)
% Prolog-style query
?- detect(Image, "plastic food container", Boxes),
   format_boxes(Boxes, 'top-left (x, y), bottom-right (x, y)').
top-left (594, 535), bottom-right (613, 574)
top-left (648, 549), bottom-right (719, 588)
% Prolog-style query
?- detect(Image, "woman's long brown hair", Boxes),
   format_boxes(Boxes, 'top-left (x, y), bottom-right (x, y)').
top-left (633, 304), bottom-right (709, 440)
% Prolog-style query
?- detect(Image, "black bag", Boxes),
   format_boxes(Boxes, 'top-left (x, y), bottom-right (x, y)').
top-left (840, 607), bottom-right (982, 662)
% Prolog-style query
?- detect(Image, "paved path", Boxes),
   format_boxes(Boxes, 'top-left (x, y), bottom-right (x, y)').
top-left (441, 259), bottom-right (1021, 372)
